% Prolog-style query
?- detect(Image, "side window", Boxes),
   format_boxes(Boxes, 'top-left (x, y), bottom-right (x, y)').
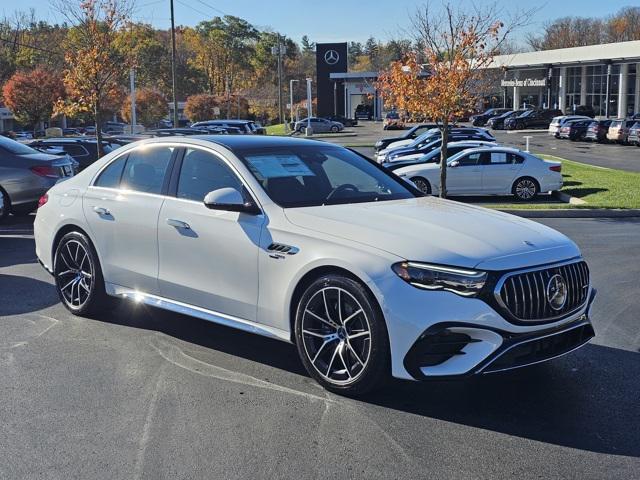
top-left (177, 148), bottom-right (243, 202)
top-left (457, 152), bottom-right (483, 166)
top-left (509, 153), bottom-right (525, 164)
top-left (63, 144), bottom-right (88, 157)
top-left (121, 146), bottom-right (174, 194)
top-left (95, 155), bottom-right (127, 188)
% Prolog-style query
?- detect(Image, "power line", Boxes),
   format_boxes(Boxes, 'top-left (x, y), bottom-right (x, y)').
top-left (193, 0), bottom-right (229, 17)
top-left (0, 36), bottom-right (62, 56)
top-left (174, 0), bottom-right (211, 18)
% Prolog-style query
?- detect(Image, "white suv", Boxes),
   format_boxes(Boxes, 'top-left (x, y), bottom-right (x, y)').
top-left (35, 136), bottom-right (595, 395)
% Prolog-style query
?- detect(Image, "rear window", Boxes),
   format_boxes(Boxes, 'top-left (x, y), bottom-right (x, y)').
top-left (0, 136), bottom-right (40, 155)
top-left (610, 121), bottom-right (622, 128)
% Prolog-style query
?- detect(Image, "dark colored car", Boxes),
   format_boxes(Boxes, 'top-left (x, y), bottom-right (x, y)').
top-left (558, 119), bottom-right (592, 141)
top-left (0, 135), bottom-right (74, 219)
top-left (191, 120), bottom-right (265, 135)
top-left (627, 122), bottom-right (640, 146)
top-left (486, 110), bottom-right (526, 130)
top-left (148, 128), bottom-right (211, 136)
top-left (374, 123), bottom-right (446, 152)
top-left (327, 115), bottom-right (357, 127)
top-left (354, 104), bottom-right (373, 120)
top-left (384, 128), bottom-right (496, 163)
top-left (584, 120), bottom-right (612, 142)
top-left (504, 109), bottom-right (563, 130)
top-left (565, 105), bottom-right (595, 118)
top-left (29, 138), bottom-right (114, 171)
top-left (470, 108), bottom-right (511, 127)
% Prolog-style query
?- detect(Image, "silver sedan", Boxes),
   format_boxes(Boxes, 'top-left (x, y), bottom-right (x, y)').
top-left (0, 135), bottom-right (75, 220)
top-left (294, 117), bottom-right (344, 133)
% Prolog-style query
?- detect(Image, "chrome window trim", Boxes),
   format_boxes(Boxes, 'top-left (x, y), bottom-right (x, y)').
top-left (493, 257), bottom-right (589, 323)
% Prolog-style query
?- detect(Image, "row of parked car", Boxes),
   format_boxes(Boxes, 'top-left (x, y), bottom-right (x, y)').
top-left (374, 125), bottom-right (563, 200)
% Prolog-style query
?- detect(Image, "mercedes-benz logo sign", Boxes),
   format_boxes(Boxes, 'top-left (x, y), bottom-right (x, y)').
top-left (546, 274), bottom-right (568, 311)
top-left (324, 50), bottom-right (339, 65)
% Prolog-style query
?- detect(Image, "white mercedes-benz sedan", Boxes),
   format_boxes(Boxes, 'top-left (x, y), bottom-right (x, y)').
top-left (34, 136), bottom-right (595, 395)
top-left (397, 146), bottom-right (563, 200)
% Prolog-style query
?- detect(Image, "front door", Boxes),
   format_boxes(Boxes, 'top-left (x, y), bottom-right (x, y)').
top-left (83, 145), bottom-right (176, 294)
top-left (157, 146), bottom-right (264, 321)
top-left (446, 151), bottom-right (485, 195)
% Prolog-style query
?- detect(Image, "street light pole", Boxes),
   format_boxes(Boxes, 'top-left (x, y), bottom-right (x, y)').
top-left (169, 0), bottom-right (178, 127)
top-left (130, 68), bottom-right (136, 131)
top-left (289, 79), bottom-right (298, 130)
top-left (305, 77), bottom-right (313, 136)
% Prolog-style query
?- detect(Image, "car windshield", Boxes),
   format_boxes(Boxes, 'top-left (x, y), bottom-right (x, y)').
top-left (0, 136), bottom-right (40, 155)
top-left (236, 145), bottom-right (417, 208)
top-left (519, 110), bottom-right (534, 118)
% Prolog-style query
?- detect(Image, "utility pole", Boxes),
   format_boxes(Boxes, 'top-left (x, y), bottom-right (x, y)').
top-left (130, 68), bottom-right (136, 131)
top-left (305, 77), bottom-right (313, 136)
top-left (170, 0), bottom-right (179, 127)
top-left (272, 35), bottom-right (285, 125)
top-left (289, 79), bottom-right (298, 129)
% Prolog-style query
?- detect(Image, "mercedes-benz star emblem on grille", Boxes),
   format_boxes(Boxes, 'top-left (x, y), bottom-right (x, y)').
top-left (324, 50), bottom-right (339, 65)
top-left (546, 274), bottom-right (568, 311)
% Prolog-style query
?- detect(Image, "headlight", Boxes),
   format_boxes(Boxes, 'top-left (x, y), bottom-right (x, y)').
top-left (375, 141), bottom-right (382, 147)
top-left (392, 262), bottom-right (487, 297)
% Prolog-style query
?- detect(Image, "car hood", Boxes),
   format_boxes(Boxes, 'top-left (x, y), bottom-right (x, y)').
top-left (284, 197), bottom-right (579, 270)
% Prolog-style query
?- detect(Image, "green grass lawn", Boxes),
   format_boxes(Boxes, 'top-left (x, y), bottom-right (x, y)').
top-left (265, 123), bottom-right (287, 135)
top-left (481, 154), bottom-right (640, 210)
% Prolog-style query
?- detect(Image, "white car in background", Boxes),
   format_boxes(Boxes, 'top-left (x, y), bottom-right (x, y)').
top-left (548, 116), bottom-right (592, 137)
top-left (397, 146), bottom-right (563, 199)
top-left (35, 136), bottom-right (592, 396)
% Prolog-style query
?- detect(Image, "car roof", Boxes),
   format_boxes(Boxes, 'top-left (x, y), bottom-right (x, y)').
top-left (454, 146), bottom-right (526, 155)
top-left (128, 134), bottom-right (338, 151)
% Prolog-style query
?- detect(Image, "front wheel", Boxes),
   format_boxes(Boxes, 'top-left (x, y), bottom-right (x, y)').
top-left (294, 274), bottom-right (389, 396)
top-left (331, 125), bottom-right (339, 133)
top-left (513, 177), bottom-right (539, 201)
top-left (410, 176), bottom-right (431, 195)
top-left (54, 231), bottom-right (113, 316)
top-left (0, 188), bottom-right (8, 221)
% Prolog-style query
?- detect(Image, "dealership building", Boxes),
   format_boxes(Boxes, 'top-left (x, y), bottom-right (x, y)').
top-left (316, 40), bottom-right (640, 119)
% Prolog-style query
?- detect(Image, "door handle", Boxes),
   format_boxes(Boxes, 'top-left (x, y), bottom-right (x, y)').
top-left (93, 206), bottom-right (110, 215)
top-left (166, 218), bottom-right (190, 230)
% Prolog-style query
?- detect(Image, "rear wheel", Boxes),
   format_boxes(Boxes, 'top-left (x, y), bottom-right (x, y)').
top-left (0, 187), bottom-right (8, 221)
top-left (331, 125), bottom-right (339, 133)
top-left (54, 231), bottom-right (113, 316)
top-left (294, 274), bottom-right (389, 396)
top-left (513, 177), bottom-right (539, 201)
top-left (410, 176), bottom-right (431, 195)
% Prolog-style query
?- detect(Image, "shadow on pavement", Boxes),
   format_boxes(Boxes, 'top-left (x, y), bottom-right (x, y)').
top-left (0, 274), bottom-right (58, 314)
top-left (0, 236), bottom-right (38, 268)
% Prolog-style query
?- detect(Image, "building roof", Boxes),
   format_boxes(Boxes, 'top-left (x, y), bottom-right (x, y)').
top-left (490, 40), bottom-right (640, 69)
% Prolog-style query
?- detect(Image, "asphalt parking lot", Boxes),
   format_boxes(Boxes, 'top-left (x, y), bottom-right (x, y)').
top-left (1, 215), bottom-right (639, 479)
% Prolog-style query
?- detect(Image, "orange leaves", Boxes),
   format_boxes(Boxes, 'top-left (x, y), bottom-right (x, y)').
top-left (2, 68), bottom-right (66, 126)
top-left (184, 94), bottom-right (220, 122)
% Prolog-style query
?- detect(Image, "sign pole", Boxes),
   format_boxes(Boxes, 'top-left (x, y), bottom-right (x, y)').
top-left (306, 77), bottom-right (313, 136)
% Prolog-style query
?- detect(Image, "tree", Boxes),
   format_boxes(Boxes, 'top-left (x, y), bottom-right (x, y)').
top-left (184, 93), bottom-right (219, 122)
top-left (301, 35), bottom-right (315, 53)
top-left (121, 87), bottom-right (167, 127)
top-left (379, 2), bottom-right (530, 198)
top-left (2, 67), bottom-right (65, 131)
top-left (55, 0), bottom-right (133, 157)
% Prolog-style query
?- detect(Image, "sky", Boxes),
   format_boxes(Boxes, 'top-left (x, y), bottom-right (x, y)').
top-left (3, 0), bottom-right (635, 45)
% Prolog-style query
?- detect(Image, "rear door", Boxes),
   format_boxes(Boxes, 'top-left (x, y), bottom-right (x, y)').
top-left (481, 151), bottom-right (523, 194)
top-left (83, 144), bottom-right (177, 294)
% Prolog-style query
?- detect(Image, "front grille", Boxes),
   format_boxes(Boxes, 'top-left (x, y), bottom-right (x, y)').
top-left (496, 261), bottom-right (589, 322)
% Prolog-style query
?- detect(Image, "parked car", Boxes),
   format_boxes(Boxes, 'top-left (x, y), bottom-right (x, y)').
top-left (606, 119), bottom-right (636, 144)
top-left (354, 104), bottom-right (372, 120)
top-left (470, 108), bottom-right (511, 127)
top-left (566, 105), bottom-right (595, 118)
top-left (327, 115), bottom-right (357, 127)
top-left (0, 135), bottom-right (74, 220)
top-left (374, 123), bottom-right (442, 152)
top-left (293, 117), bottom-right (344, 133)
top-left (385, 140), bottom-right (497, 173)
top-left (396, 146), bottom-right (563, 199)
top-left (627, 122), bottom-right (640, 146)
top-left (62, 128), bottom-right (81, 136)
top-left (486, 110), bottom-right (526, 130)
top-left (191, 120), bottom-right (265, 135)
top-left (148, 128), bottom-right (212, 136)
top-left (29, 138), bottom-right (114, 171)
top-left (558, 119), bottom-right (592, 141)
top-left (383, 111), bottom-right (404, 130)
top-left (584, 120), bottom-right (612, 143)
top-left (548, 115), bottom-right (592, 137)
top-left (381, 128), bottom-right (496, 163)
top-left (34, 135), bottom-right (595, 395)
top-left (504, 109), bottom-right (563, 130)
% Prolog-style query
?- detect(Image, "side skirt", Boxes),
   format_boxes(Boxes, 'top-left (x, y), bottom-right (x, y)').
top-left (105, 283), bottom-right (292, 343)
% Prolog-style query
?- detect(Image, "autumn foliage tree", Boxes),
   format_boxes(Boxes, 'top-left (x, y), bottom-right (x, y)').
top-left (378, 2), bottom-right (530, 198)
top-left (184, 94), bottom-right (219, 122)
top-left (121, 87), bottom-right (167, 127)
top-left (2, 67), bottom-right (65, 131)
top-left (55, 0), bottom-right (132, 157)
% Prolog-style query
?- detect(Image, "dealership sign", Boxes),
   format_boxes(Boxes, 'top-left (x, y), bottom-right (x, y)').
top-left (501, 78), bottom-right (547, 87)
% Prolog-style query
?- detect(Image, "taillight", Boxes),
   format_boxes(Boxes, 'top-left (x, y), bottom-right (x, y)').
top-left (549, 165), bottom-right (562, 172)
top-left (30, 166), bottom-right (59, 178)
top-left (38, 193), bottom-right (49, 208)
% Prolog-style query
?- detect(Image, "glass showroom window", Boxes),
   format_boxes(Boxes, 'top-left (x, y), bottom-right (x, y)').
top-left (565, 67), bottom-right (582, 111)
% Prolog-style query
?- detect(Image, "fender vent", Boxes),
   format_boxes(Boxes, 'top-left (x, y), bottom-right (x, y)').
top-left (267, 243), bottom-right (299, 255)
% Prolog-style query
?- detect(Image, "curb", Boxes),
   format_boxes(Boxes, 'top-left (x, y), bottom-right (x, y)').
top-left (553, 191), bottom-right (587, 205)
top-left (499, 209), bottom-right (640, 218)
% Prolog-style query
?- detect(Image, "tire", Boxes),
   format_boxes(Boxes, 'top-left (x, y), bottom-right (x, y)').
top-left (294, 274), bottom-right (390, 396)
top-left (512, 177), bottom-right (539, 201)
top-left (54, 231), bottom-right (113, 316)
top-left (410, 176), bottom-right (431, 195)
top-left (0, 187), bottom-right (9, 221)
top-left (330, 125), bottom-right (339, 133)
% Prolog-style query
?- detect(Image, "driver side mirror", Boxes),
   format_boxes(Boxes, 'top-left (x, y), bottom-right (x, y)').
top-left (449, 160), bottom-right (460, 168)
top-left (203, 187), bottom-right (261, 215)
